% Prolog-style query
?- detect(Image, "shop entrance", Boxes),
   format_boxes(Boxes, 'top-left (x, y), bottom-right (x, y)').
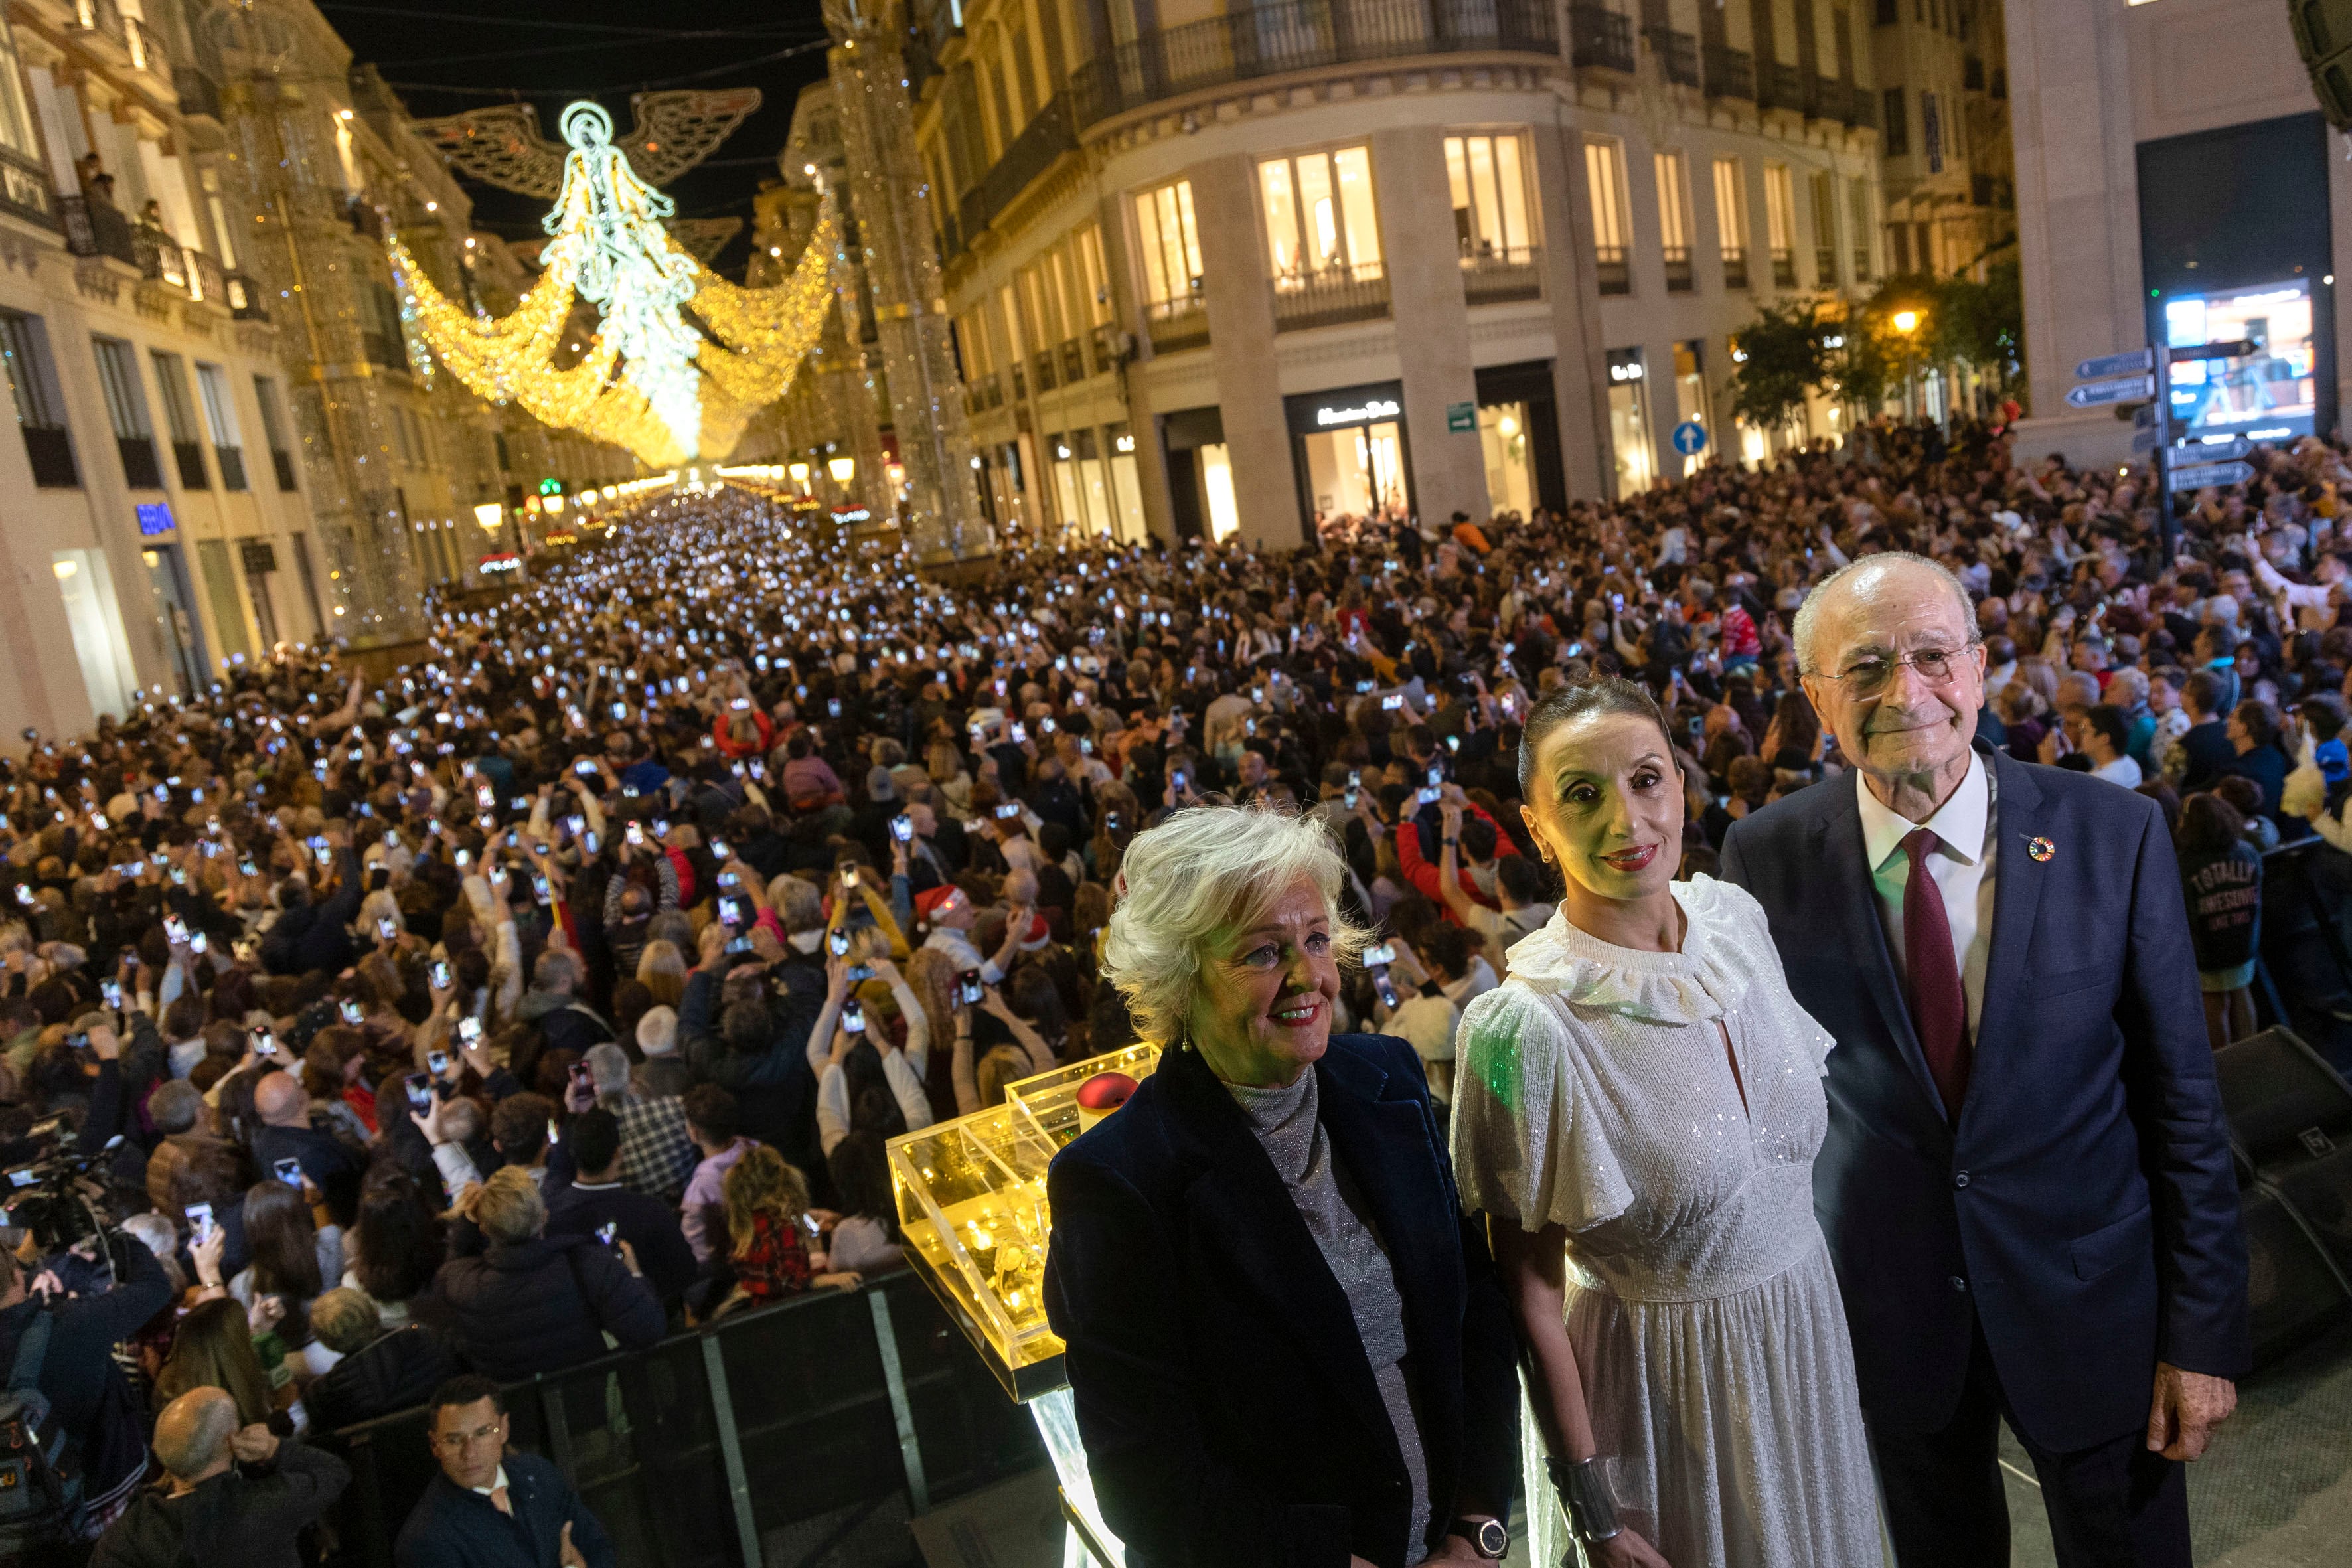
top-left (1160, 406), bottom-right (1235, 543)
top-left (1285, 381), bottom-right (1413, 542)
top-left (1473, 360), bottom-right (1565, 517)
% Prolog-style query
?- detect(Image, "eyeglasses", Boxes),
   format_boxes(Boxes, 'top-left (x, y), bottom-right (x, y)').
top-left (1821, 647), bottom-right (1974, 697)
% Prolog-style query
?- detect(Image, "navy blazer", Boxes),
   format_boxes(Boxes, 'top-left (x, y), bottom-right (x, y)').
top-left (1042, 1034), bottom-right (1519, 1568)
top-left (1721, 742), bottom-right (2250, 1451)
top-left (394, 1450), bottom-right (614, 1568)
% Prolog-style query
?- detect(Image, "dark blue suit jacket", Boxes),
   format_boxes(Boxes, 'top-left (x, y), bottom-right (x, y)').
top-left (394, 1450), bottom-right (613, 1568)
top-left (1721, 742), bottom-right (2249, 1451)
top-left (1042, 1034), bottom-right (1519, 1568)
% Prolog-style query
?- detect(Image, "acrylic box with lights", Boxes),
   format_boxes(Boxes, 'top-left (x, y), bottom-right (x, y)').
top-left (887, 1040), bottom-right (1160, 1565)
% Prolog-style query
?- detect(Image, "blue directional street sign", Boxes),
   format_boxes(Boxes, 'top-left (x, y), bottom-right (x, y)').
top-left (2076, 349), bottom-right (2152, 381)
top-left (2167, 459), bottom-right (2254, 493)
top-left (2065, 374), bottom-right (2153, 409)
top-left (1670, 420), bottom-right (1708, 457)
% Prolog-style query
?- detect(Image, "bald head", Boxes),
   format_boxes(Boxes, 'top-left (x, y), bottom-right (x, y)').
top-left (153, 1387), bottom-right (238, 1481)
top-left (254, 1069), bottom-right (308, 1128)
top-left (1792, 552), bottom-right (1976, 677)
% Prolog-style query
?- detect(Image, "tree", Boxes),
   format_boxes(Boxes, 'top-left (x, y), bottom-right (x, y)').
top-left (1937, 257), bottom-right (2026, 401)
top-left (1727, 299), bottom-right (1826, 431)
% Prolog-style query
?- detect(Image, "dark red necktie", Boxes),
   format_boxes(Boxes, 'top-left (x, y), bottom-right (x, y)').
top-left (1901, 829), bottom-right (1971, 1119)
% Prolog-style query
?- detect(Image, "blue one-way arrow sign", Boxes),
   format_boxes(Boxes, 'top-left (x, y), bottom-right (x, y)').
top-left (2167, 459), bottom-right (2254, 492)
top-left (2077, 349), bottom-right (2152, 380)
top-left (2067, 374), bottom-right (2153, 408)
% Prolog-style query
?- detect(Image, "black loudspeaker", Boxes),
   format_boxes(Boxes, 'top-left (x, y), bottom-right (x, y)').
top-left (2239, 1183), bottom-right (2352, 1363)
top-left (2290, 0), bottom-right (2352, 130)
top-left (2213, 1026), bottom-right (2352, 1177)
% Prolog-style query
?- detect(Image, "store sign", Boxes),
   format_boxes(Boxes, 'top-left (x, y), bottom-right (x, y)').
top-left (542, 531), bottom-right (577, 546)
top-left (479, 553), bottom-right (522, 575)
top-left (1316, 398), bottom-right (1399, 426)
top-left (1445, 401), bottom-right (1476, 433)
top-left (830, 506), bottom-right (872, 524)
top-left (238, 540), bottom-right (277, 575)
top-left (135, 502), bottom-right (175, 537)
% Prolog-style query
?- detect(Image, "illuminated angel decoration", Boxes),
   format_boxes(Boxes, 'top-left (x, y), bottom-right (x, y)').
top-left (410, 89), bottom-right (763, 200)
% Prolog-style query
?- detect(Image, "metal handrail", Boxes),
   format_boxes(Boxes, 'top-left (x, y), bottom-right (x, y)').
top-left (60, 195), bottom-right (137, 266)
top-left (1271, 259), bottom-right (1390, 331)
top-left (1071, 0), bottom-right (1558, 129)
top-left (1702, 42), bottom-right (1753, 99)
top-left (958, 93), bottom-right (1076, 245)
top-left (1567, 5), bottom-right (1635, 70)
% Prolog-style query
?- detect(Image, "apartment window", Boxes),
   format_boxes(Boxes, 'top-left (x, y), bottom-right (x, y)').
top-left (92, 337), bottom-right (163, 491)
top-left (1259, 145), bottom-right (1382, 281)
top-left (1712, 157), bottom-right (1750, 289)
top-left (1008, 25), bottom-right (1038, 121)
top-left (197, 364), bottom-right (246, 491)
top-left (1655, 151), bottom-right (1695, 292)
top-left (149, 351), bottom-right (209, 490)
top-left (1, 311), bottom-right (76, 487)
top-left (1585, 138), bottom-right (1631, 295)
top-left (1848, 177), bottom-right (1875, 281)
top-left (202, 167), bottom-right (239, 270)
top-left (253, 374), bottom-right (298, 491)
top-left (1445, 133), bottom-right (1533, 260)
top-left (996, 283), bottom-right (1027, 397)
top-left (1810, 169), bottom-right (1839, 287)
top-left (1883, 88), bottom-right (1909, 155)
top-left (1017, 266), bottom-right (1057, 390)
top-left (0, 15), bottom-right (37, 164)
top-left (1135, 180), bottom-right (1204, 304)
top-left (1764, 163), bottom-right (1797, 287)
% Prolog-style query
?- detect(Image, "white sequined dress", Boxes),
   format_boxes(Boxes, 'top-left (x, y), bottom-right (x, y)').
top-left (1450, 876), bottom-right (1879, 1568)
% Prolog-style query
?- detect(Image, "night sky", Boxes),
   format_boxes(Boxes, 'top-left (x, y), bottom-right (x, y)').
top-left (315, 0), bottom-right (836, 275)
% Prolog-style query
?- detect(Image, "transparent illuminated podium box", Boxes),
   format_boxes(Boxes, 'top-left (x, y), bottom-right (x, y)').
top-left (888, 1042), bottom-right (1159, 1567)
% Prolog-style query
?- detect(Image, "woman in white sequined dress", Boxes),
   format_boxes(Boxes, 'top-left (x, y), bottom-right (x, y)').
top-left (1450, 678), bottom-right (1877, 1568)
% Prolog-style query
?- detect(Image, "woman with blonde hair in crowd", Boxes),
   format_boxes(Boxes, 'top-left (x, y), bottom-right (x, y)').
top-left (637, 939), bottom-right (689, 1010)
top-left (718, 1145), bottom-right (860, 1312)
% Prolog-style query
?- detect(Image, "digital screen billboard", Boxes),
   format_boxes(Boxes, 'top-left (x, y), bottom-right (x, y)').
top-left (2163, 280), bottom-right (2317, 444)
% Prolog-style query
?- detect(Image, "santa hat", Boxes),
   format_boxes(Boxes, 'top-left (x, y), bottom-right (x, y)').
top-left (1016, 911), bottom-right (1053, 952)
top-left (913, 884), bottom-right (964, 925)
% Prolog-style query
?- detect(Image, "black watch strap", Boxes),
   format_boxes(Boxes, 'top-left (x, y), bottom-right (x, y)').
top-left (1449, 1518), bottom-right (1508, 1559)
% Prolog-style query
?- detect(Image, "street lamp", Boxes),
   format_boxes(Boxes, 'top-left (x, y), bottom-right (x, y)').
top-left (1892, 309), bottom-right (1920, 334)
top-left (828, 455), bottom-right (856, 485)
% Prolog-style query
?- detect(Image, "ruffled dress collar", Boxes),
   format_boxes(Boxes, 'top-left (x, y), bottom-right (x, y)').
top-left (1500, 875), bottom-right (1755, 1026)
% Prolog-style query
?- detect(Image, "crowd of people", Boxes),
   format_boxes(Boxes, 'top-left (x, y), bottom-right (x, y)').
top-left (0, 412), bottom-right (2340, 1563)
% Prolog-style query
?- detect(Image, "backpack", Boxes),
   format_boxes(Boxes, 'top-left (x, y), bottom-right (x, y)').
top-left (0, 1312), bottom-right (84, 1553)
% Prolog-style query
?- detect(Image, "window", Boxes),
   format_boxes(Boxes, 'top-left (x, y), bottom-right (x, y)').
top-left (1, 311), bottom-right (76, 488)
top-left (1008, 25), bottom-right (1038, 121)
top-left (1655, 151), bottom-right (1694, 291)
top-left (1258, 145), bottom-right (1381, 280)
top-left (92, 337), bottom-right (163, 490)
top-left (1585, 138), bottom-right (1630, 294)
top-left (1764, 163), bottom-right (1796, 286)
top-left (1075, 225), bottom-right (1113, 327)
top-left (1810, 169), bottom-right (1839, 286)
top-left (150, 351), bottom-right (208, 489)
top-left (1883, 88), bottom-right (1909, 155)
top-left (1445, 133), bottom-right (1533, 260)
top-left (0, 15), bottom-right (38, 163)
top-left (197, 364), bottom-right (246, 490)
top-left (1134, 180), bottom-right (1204, 305)
top-left (202, 167), bottom-right (238, 270)
top-left (1848, 177), bottom-right (1875, 281)
top-left (253, 373), bottom-right (299, 491)
top-left (1712, 157), bottom-right (1750, 287)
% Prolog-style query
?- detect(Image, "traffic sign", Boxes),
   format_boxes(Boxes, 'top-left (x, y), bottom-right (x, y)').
top-left (2176, 437), bottom-right (2255, 463)
top-left (2077, 349), bottom-right (2152, 380)
top-left (2167, 459), bottom-right (2254, 491)
top-left (2134, 405), bottom-right (2159, 429)
top-left (2066, 374), bottom-right (2153, 408)
top-left (2169, 339), bottom-right (2255, 362)
top-left (1445, 400), bottom-right (1476, 433)
top-left (2132, 429), bottom-right (2159, 453)
top-left (1671, 420), bottom-right (1708, 457)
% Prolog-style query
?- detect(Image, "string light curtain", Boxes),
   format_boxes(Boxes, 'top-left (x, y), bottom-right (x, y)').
top-left (386, 99), bottom-right (843, 469)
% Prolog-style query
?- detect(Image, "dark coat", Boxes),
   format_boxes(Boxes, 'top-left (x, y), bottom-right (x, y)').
top-left (544, 1182), bottom-right (698, 1310)
top-left (304, 1325), bottom-right (461, 1437)
top-left (90, 1439), bottom-right (349, 1568)
top-left (259, 848), bottom-right (364, 976)
top-left (426, 1235), bottom-right (665, 1383)
top-left (394, 1450), bottom-right (614, 1568)
top-left (0, 1241), bottom-right (173, 1498)
top-left (1721, 742), bottom-right (2250, 1451)
top-left (1042, 1034), bottom-right (1518, 1568)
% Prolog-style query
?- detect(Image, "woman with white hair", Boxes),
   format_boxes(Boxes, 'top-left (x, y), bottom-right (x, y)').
top-left (1042, 803), bottom-right (1519, 1568)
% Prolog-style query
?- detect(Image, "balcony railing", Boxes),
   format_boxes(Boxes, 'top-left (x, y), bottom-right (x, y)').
top-left (189, 251), bottom-right (225, 306)
top-left (118, 434), bottom-right (162, 491)
top-left (170, 437), bottom-right (206, 489)
top-left (20, 426), bottom-right (76, 489)
top-left (1853, 246), bottom-right (1872, 282)
top-left (72, 0), bottom-right (126, 49)
top-left (1567, 5), bottom-right (1635, 70)
top-left (1594, 243), bottom-right (1630, 295)
top-left (217, 444), bottom-right (247, 491)
top-left (1009, 361), bottom-right (1027, 399)
top-left (136, 224), bottom-right (189, 289)
top-left (1645, 27), bottom-right (1699, 85)
top-left (1145, 293), bottom-right (1210, 353)
top-left (0, 150), bottom-right (55, 232)
top-left (1059, 337), bottom-right (1085, 383)
top-left (1770, 246), bottom-right (1796, 287)
top-left (958, 94), bottom-right (1076, 243)
top-left (271, 447), bottom-right (298, 492)
top-left (1816, 246), bottom-right (1838, 286)
top-left (1462, 243), bottom-right (1542, 304)
top-left (1963, 54), bottom-right (1985, 91)
top-left (1723, 246), bottom-right (1750, 289)
top-left (60, 195), bottom-right (137, 266)
top-left (1089, 321), bottom-right (1120, 370)
top-left (1663, 244), bottom-right (1694, 292)
top-left (1703, 42), bottom-right (1753, 99)
top-left (225, 271), bottom-right (268, 321)
top-left (1071, 0), bottom-right (1559, 128)
top-left (1030, 348), bottom-right (1058, 394)
top-left (1271, 260), bottom-right (1389, 331)
top-left (174, 65), bottom-right (222, 121)
top-left (1759, 59), bottom-right (1806, 112)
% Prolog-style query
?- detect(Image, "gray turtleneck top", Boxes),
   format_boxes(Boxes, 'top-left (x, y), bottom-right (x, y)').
top-left (1226, 1068), bottom-right (1431, 1561)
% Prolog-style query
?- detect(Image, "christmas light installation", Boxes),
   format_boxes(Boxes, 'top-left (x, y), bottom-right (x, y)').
top-left (387, 99), bottom-right (841, 469)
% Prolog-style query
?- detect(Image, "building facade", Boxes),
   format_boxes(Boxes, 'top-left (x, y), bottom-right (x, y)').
top-left (909, 0), bottom-right (1885, 550)
top-left (2007, 0), bottom-right (2342, 467)
top-left (1871, 0), bottom-right (2012, 285)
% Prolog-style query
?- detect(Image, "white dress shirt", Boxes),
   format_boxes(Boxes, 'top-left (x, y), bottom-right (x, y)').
top-left (1855, 753), bottom-right (1997, 1037)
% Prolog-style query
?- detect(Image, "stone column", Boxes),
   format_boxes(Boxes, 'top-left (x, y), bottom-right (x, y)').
top-left (1372, 125), bottom-right (1486, 527)
top-left (1533, 112), bottom-right (1611, 500)
top-left (1189, 152), bottom-right (1297, 550)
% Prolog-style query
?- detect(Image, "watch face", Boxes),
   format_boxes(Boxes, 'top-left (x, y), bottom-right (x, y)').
top-left (1473, 1519), bottom-right (1508, 1559)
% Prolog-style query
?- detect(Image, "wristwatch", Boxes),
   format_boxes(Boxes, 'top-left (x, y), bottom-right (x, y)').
top-left (1449, 1517), bottom-right (1508, 1559)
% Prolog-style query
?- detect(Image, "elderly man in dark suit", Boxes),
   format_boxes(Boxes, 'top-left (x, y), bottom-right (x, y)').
top-left (1721, 551), bottom-right (2248, 1568)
